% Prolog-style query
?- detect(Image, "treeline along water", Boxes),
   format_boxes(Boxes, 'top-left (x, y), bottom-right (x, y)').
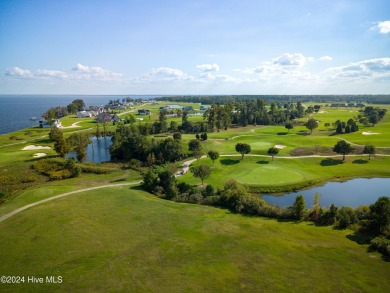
top-left (0, 95), bottom-right (161, 134)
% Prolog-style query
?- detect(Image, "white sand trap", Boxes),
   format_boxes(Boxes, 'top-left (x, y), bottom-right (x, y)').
top-left (22, 145), bottom-right (51, 150)
top-left (318, 110), bottom-right (328, 113)
top-left (362, 131), bottom-right (380, 135)
top-left (274, 145), bottom-right (286, 149)
top-left (33, 153), bottom-right (47, 157)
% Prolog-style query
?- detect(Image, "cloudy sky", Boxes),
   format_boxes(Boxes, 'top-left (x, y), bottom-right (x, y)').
top-left (0, 0), bottom-right (389, 95)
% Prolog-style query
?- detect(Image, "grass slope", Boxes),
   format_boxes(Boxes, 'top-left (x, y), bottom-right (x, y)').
top-left (0, 186), bottom-right (389, 292)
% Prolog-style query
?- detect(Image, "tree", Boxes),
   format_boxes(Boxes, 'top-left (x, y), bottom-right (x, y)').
top-left (207, 150), bottom-right (220, 164)
top-left (189, 139), bottom-right (202, 153)
top-left (173, 132), bottom-right (182, 140)
top-left (363, 144), bottom-right (376, 160)
top-left (189, 139), bottom-right (203, 162)
top-left (370, 196), bottom-right (390, 235)
top-left (333, 140), bottom-right (354, 161)
top-left (369, 114), bottom-right (379, 126)
top-left (305, 118), bottom-right (318, 134)
top-left (345, 125), bottom-right (351, 133)
top-left (293, 195), bottom-right (306, 221)
top-left (336, 123), bottom-right (343, 134)
top-left (66, 133), bottom-right (91, 163)
top-left (285, 122), bottom-right (294, 132)
top-left (191, 164), bottom-right (212, 185)
top-left (267, 147), bottom-right (279, 161)
top-left (235, 143), bottom-right (251, 159)
top-left (201, 133), bottom-right (208, 140)
top-left (49, 126), bottom-right (63, 141)
top-left (54, 137), bottom-right (70, 157)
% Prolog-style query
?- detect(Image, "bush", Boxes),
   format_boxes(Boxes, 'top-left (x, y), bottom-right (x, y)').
top-left (369, 236), bottom-right (390, 256)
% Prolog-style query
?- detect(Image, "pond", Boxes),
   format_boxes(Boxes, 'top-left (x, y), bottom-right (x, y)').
top-left (261, 178), bottom-right (390, 208)
top-left (66, 136), bottom-right (112, 163)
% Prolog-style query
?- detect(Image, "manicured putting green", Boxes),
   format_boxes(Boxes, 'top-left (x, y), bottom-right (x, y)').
top-left (234, 165), bottom-right (305, 185)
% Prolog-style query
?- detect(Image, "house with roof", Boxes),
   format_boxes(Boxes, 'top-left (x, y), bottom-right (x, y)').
top-left (96, 112), bottom-right (113, 123)
top-left (77, 111), bottom-right (93, 118)
top-left (38, 119), bottom-right (62, 128)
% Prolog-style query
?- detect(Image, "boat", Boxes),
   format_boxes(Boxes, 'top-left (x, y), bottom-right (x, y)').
top-left (30, 117), bottom-right (37, 121)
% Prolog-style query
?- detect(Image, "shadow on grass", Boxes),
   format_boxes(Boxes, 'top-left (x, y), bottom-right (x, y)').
top-left (277, 132), bottom-right (288, 136)
top-left (352, 159), bottom-right (368, 164)
top-left (220, 159), bottom-right (240, 165)
top-left (320, 158), bottom-right (343, 166)
top-left (129, 185), bottom-right (144, 191)
top-left (296, 130), bottom-right (309, 136)
top-left (256, 160), bottom-right (269, 164)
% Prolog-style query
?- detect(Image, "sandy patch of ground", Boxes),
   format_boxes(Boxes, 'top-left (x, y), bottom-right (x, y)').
top-left (318, 110), bottom-right (328, 113)
top-left (274, 145), bottom-right (286, 149)
top-left (362, 131), bottom-right (380, 135)
top-left (22, 145), bottom-right (51, 150)
top-left (33, 153), bottom-right (47, 157)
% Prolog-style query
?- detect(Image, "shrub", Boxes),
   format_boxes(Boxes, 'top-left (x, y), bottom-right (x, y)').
top-left (369, 237), bottom-right (390, 256)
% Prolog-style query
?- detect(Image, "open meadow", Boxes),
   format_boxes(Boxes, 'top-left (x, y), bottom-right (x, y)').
top-left (1, 186), bottom-right (390, 293)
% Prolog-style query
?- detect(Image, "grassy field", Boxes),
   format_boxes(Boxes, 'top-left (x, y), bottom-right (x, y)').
top-left (179, 155), bottom-right (390, 189)
top-left (0, 186), bottom-right (389, 293)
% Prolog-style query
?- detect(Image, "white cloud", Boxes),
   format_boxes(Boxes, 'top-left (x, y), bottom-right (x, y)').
top-left (377, 21), bottom-right (390, 34)
top-left (196, 63), bottom-right (220, 72)
top-left (5, 67), bottom-right (33, 78)
top-left (134, 67), bottom-right (193, 83)
top-left (325, 58), bottom-right (390, 79)
top-left (320, 56), bottom-right (333, 61)
top-left (272, 53), bottom-right (306, 68)
top-left (235, 53), bottom-right (316, 82)
top-left (72, 63), bottom-right (123, 80)
top-left (5, 64), bottom-right (123, 82)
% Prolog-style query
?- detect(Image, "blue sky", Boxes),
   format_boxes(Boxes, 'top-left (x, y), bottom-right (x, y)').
top-left (0, 0), bottom-right (389, 94)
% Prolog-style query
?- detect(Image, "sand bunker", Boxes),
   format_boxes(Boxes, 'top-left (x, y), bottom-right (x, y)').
top-left (318, 110), bottom-right (328, 114)
top-left (22, 145), bottom-right (51, 150)
top-left (274, 145), bottom-right (286, 149)
top-left (33, 153), bottom-right (47, 157)
top-left (362, 132), bottom-right (380, 135)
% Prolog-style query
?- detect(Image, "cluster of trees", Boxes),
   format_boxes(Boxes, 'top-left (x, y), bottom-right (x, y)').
top-left (360, 106), bottom-right (387, 126)
top-left (49, 127), bottom-right (91, 162)
top-left (110, 124), bottom-right (184, 165)
top-left (333, 118), bottom-right (359, 134)
top-left (42, 99), bottom-right (86, 122)
top-left (202, 99), bottom-right (306, 131)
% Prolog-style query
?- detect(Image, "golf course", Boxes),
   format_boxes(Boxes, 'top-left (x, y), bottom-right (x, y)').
top-left (0, 100), bottom-right (390, 292)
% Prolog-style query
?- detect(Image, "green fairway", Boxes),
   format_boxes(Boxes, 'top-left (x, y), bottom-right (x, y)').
top-left (180, 155), bottom-right (390, 189)
top-left (0, 186), bottom-right (389, 293)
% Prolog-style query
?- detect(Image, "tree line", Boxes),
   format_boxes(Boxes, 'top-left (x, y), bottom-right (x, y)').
top-left (157, 95), bottom-right (390, 104)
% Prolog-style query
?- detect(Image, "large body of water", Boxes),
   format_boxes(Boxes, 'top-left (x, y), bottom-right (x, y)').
top-left (261, 178), bottom-right (390, 208)
top-left (0, 95), bottom-right (162, 134)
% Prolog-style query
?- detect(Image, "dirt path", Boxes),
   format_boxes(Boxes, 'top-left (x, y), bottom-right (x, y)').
top-left (0, 182), bottom-right (141, 223)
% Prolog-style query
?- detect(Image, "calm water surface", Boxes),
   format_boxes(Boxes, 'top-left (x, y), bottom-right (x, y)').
top-left (261, 178), bottom-right (390, 208)
top-left (66, 136), bottom-right (112, 163)
top-left (0, 95), bottom-right (162, 134)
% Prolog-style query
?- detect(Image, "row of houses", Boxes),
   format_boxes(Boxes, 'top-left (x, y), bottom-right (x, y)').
top-left (330, 103), bottom-right (365, 108)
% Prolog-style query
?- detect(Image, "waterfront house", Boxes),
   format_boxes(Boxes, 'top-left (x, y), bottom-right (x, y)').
top-left (39, 119), bottom-right (62, 128)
